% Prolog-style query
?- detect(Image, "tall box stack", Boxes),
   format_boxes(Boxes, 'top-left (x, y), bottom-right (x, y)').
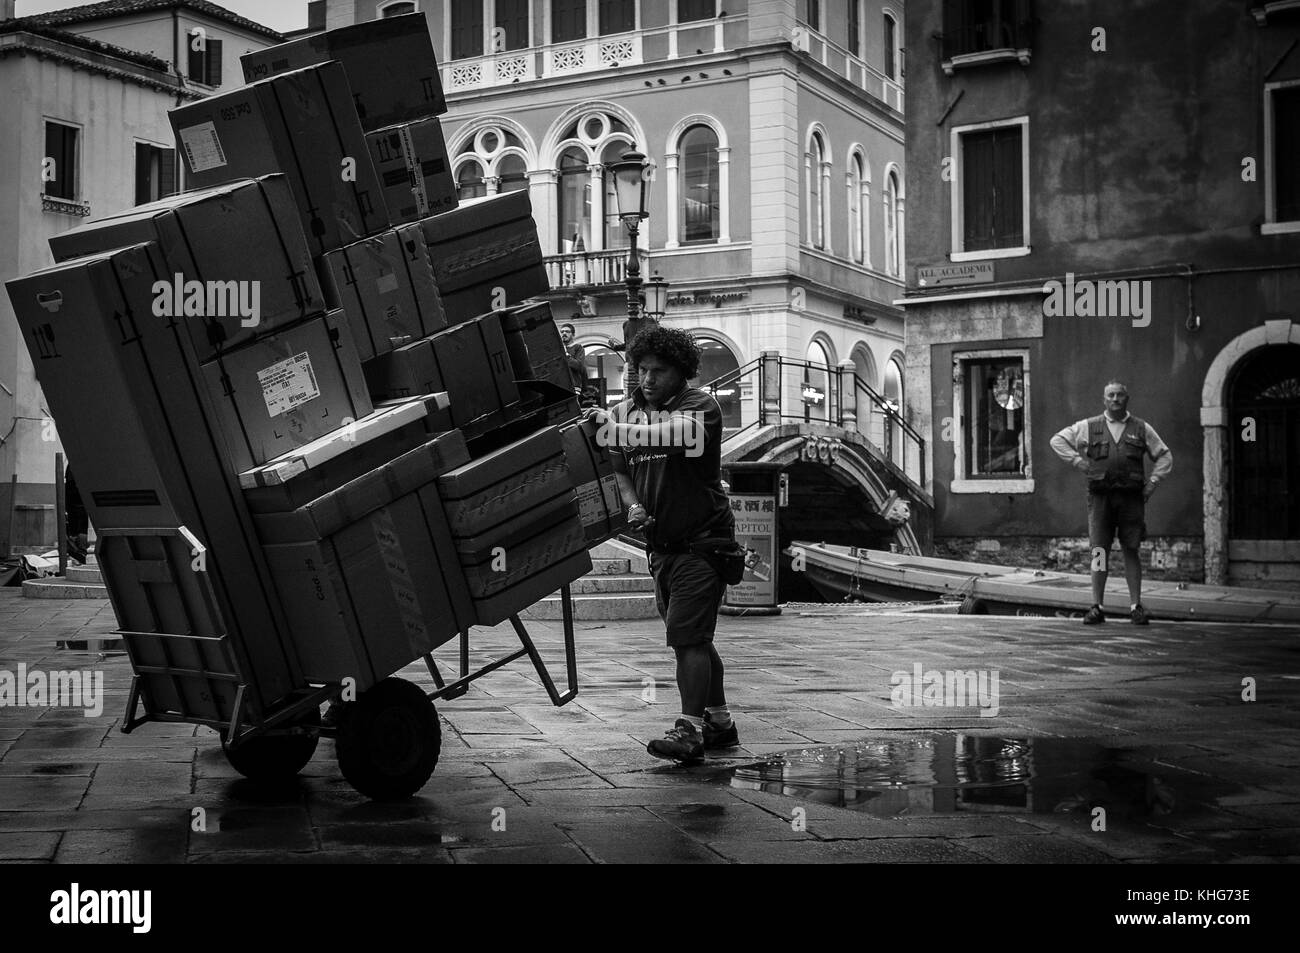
top-left (6, 8), bottom-right (604, 741)
top-left (169, 61), bottom-right (388, 256)
top-left (5, 244), bottom-right (303, 721)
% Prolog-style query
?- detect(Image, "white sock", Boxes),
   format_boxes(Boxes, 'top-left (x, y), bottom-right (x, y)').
top-left (704, 705), bottom-right (732, 728)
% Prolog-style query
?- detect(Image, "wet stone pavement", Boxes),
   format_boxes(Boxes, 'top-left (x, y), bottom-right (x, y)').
top-left (1, 588), bottom-right (1298, 863)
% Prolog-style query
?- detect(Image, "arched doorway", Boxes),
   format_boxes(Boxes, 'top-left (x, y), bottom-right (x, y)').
top-left (804, 340), bottom-right (832, 423)
top-left (584, 344), bottom-right (625, 409)
top-left (691, 336), bottom-right (742, 429)
top-left (883, 356), bottom-right (904, 469)
top-left (1228, 343), bottom-right (1300, 583)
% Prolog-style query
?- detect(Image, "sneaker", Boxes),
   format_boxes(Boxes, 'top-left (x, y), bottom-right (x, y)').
top-left (1083, 604), bottom-right (1106, 625)
top-left (647, 719), bottom-right (704, 763)
top-left (1130, 604), bottom-right (1152, 625)
top-left (702, 713), bottom-right (740, 750)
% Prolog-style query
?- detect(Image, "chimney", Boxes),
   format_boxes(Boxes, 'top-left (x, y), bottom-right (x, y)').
top-left (306, 1), bottom-right (326, 32)
top-left (1, 1), bottom-right (16, 23)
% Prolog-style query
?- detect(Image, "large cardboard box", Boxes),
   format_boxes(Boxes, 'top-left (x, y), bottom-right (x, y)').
top-left (47, 176), bottom-right (324, 361)
top-left (367, 118), bottom-right (457, 225)
top-left (4, 243), bottom-right (301, 716)
top-left (364, 312), bottom-right (517, 428)
top-left (500, 301), bottom-right (571, 391)
top-left (437, 426), bottom-right (571, 537)
top-left (240, 13), bottom-right (446, 130)
top-left (258, 431), bottom-right (476, 685)
top-left (417, 192), bottom-right (548, 325)
top-left (241, 396), bottom-right (464, 514)
top-left (169, 62), bottom-right (387, 256)
top-left (455, 491), bottom-right (587, 598)
top-left (317, 224), bottom-right (447, 360)
top-left (472, 550), bottom-right (593, 627)
top-left (262, 491), bottom-right (464, 687)
top-left (560, 418), bottom-right (627, 547)
top-left (201, 310), bottom-right (373, 473)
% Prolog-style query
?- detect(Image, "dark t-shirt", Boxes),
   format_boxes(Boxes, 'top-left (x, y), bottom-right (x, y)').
top-left (610, 385), bottom-right (735, 546)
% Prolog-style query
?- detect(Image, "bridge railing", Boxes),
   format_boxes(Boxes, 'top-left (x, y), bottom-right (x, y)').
top-left (699, 351), bottom-right (926, 488)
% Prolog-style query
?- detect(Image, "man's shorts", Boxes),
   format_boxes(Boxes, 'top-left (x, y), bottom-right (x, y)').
top-left (648, 551), bottom-right (727, 648)
top-left (1088, 489), bottom-right (1146, 551)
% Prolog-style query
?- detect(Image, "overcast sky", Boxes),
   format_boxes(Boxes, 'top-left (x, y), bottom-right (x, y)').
top-left (16, 0), bottom-right (311, 34)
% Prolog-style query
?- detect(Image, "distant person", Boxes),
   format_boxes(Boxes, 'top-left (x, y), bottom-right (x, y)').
top-left (583, 326), bottom-right (739, 763)
top-left (1050, 380), bottom-right (1173, 625)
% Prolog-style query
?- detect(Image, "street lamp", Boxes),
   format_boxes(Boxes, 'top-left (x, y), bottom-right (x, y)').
top-left (644, 272), bottom-right (668, 322)
top-left (608, 150), bottom-right (652, 392)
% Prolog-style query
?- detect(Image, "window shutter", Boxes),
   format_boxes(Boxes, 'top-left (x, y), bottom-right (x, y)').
top-left (599, 0), bottom-right (635, 35)
top-left (187, 43), bottom-right (204, 82)
top-left (495, 0), bottom-right (529, 50)
top-left (159, 147), bottom-right (178, 199)
top-left (451, 0), bottom-right (485, 58)
top-left (135, 143), bottom-right (151, 206)
top-left (205, 38), bottom-right (223, 87)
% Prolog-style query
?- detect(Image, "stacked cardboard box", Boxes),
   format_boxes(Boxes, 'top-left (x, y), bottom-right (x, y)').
top-left (7, 10), bottom-right (604, 729)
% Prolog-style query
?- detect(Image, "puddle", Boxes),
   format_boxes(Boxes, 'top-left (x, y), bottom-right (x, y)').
top-left (56, 638), bottom-right (124, 653)
top-left (730, 736), bottom-right (1236, 819)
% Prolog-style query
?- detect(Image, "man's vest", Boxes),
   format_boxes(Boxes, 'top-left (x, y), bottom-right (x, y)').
top-left (1085, 414), bottom-right (1149, 491)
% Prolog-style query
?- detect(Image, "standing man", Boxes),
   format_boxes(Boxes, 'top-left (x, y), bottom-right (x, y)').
top-left (560, 323), bottom-right (586, 392)
top-left (1050, 380), bottom-right (1173, 625)
top-left (583, 326), bottom-right (739, 763)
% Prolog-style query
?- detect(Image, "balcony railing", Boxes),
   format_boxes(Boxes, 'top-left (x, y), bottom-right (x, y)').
top-left (446, 50), bottom-right (535, 91)
top-left (41, 194), bottom-right (91, 217)
top-left (794, 29), bottom-right (904, 113)
top-left (547, 32), bottom-right (643, 76)
top-left (545, 248), bottom-right (648, 289)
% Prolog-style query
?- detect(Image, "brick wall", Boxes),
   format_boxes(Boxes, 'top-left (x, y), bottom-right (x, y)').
top-left (933, 535), bottom-right (1205, 583)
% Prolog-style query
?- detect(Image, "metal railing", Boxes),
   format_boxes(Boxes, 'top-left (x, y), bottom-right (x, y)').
top-left (545, 248), bottom-right (648, 288)
top-left (699, 352), bottom-right (926, 488)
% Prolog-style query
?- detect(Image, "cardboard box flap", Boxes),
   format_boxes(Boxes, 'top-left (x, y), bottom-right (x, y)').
top-left (254, 429), bottom-right (470, 543)
top-left (240, 393), bottom-right (451, 488)
top-left (436, 426), bottom-right (564, 501)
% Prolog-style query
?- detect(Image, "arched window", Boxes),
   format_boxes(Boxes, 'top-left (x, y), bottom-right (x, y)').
top-left (849, 152), bottom-right (866, 264)
top-left (804, 340), bottom-right (832, 422)
top-left (456, 158), bottom-right (486, 201)
top-left (884, 169), bottom-right (901, 277)
top-left (557, 147), bottom-right (591, 252)
top-left (883, 356), bottom-right (904, 467)
top-left (690, 336), bottom-right (741, 428)
top-left (497, 152), bottom-right (528, 193)
top-left (679, 125), bottom-right (719, 244)
top-left (381, 1), bottom-right (417, 18)
top-left (808, 131), bottom-right (827, 249)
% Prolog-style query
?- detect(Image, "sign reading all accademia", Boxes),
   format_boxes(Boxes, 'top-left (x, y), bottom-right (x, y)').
top-left (917, 263), bottom-right (994, 287)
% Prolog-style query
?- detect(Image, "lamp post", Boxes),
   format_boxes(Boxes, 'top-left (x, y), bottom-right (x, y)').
top-left (608, 150), bottom-right (651, 393)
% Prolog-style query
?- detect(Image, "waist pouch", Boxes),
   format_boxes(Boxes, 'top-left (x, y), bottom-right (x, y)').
top-left (660, 535), bottom-right (744, 585)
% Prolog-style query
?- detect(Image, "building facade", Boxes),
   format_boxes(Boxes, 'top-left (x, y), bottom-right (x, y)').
top-left (903, 0), bottom-right (1300, 588)
top-left (321, 0), bottom-right (908, 451)
top-left (0, 1), bottom-right (280, 551)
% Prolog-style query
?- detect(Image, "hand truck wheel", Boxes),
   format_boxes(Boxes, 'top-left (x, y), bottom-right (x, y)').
top-left (959, 596), bottom-right (989, 615)
top-left (335, 677), bottom-right (441, 800)
top-left (222, 726), bottom-right (320, 783)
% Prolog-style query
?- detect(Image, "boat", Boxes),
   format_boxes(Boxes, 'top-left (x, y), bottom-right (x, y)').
top-left (788, 542), bottom-right (1300, 624)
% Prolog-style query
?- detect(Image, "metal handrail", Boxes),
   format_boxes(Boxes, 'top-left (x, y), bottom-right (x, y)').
top-left (696, 353), bottom-right (926, 485)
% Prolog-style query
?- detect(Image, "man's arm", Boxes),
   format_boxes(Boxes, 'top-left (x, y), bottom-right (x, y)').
top-left (1049, 420), bottom-right (1089, 470)
top-left (584, 396), bottom-right (714, 458)
top-left (1144, 423), bottom-right (1174, 484)
top-left (609, 445), bottom-right (650, 528)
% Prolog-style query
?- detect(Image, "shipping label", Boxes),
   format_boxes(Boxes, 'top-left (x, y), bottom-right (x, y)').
top-left (179, 122), bottom-right (228, 173)
top-left (575, 480), bottom-right (603, 527)
top-left (257, 352), bottom-right (320, 417)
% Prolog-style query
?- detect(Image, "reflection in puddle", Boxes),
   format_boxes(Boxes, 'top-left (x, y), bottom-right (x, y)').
top-left (730, 736), bottom-right (1219, 818)
top-left (56, 638), bottom-right (124, 653)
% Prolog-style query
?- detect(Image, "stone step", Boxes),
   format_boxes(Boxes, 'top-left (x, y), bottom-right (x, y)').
top-left (22, 577), bottom-right (109, 599)
top-left (569, 573), bottom-right (655, 594)
top-left (589, 557), bottom-right (631, 575)
top-left (590, 538), bottom-right (649, 574)
top-left (519, 591), bottom-right (659, 620)
top-left (66, 564), bottom-right (103, 584)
